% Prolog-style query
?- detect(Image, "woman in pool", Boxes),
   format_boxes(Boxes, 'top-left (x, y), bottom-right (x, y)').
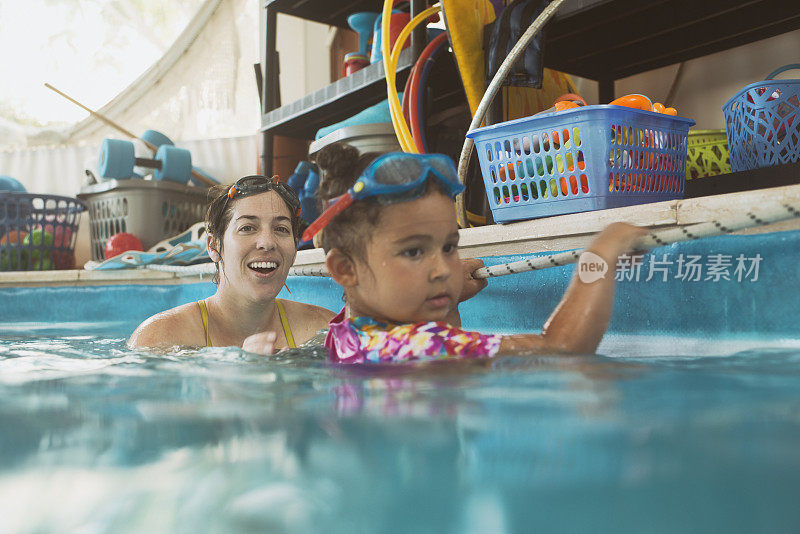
top-left (128, 175), bottom-right (336, 351)
top-left (272, 143), bottom-right (645, 363)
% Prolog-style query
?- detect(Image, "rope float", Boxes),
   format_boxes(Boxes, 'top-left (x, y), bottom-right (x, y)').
top-left (144, 198), bottom-right (800, 279)
top-left (473, 199), bottom-right (800, 278)
top-left (146, 263), bottom-right (215, 275)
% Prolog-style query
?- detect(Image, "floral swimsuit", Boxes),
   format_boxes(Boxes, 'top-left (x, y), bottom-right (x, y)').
top-left (324, 308), bottom-right (502, 364)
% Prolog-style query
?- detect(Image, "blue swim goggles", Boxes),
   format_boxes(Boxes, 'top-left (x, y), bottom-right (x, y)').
top-left (303, 152), bottom-right (464, 241)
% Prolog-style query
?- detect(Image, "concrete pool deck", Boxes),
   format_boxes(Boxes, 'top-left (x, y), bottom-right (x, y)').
top-left (2, 183), bottom-right (799, 288)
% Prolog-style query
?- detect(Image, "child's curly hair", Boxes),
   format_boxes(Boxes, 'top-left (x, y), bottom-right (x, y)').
top-left (315, 143), bottom-right (455, 262)
top-left (314, 143), bottom-right (383, 261)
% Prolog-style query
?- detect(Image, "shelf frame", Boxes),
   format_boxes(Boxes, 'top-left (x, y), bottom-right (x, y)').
top-left (544, 0), bottom-right (800, 102)
top-left (260, 0), bottom-right (427, 175)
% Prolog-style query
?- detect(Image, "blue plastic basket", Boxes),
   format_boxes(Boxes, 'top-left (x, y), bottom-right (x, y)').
top-left (466, 106), bottom-right (695, 223)
top-left (0, 193), bottom-right (86, 271)
top-left (723, 65), bottom-right (800, 172)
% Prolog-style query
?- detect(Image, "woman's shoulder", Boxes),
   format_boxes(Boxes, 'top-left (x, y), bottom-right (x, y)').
top-left (127, 301), bottom-right (205, 348)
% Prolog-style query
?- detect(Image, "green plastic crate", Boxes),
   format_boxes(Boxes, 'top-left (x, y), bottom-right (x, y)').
top-left (686, 129), bottom-right (730, 180)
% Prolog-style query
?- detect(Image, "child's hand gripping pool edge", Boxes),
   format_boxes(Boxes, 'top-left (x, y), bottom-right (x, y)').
top-left (447, 257), bottom-right (490, 327)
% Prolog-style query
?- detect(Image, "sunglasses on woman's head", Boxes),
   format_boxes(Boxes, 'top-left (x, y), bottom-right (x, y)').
top-left (222, 175), bottom-right (301, 216)
top-left (302, 152), bottom-right (464, 241)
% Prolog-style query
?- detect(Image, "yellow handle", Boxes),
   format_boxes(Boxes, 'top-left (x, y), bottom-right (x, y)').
top-left (383, 1), bottom-right (442, 153)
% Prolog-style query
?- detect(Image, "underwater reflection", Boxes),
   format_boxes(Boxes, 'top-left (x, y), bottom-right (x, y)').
top-left (3, 336), bottom-right (800, 533)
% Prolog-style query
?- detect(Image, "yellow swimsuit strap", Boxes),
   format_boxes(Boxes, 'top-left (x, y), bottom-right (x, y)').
top-left (276, 299), bottom-right (296, 349)
top-left (197, 300), bottom-right (212, 347)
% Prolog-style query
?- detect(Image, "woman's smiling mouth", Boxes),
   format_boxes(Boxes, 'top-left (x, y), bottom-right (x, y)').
top-left (247, 260), bottom-right (278, 275)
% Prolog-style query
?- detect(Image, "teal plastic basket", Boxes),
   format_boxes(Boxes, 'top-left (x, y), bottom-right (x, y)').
top-left (466, 106), bottom-right (695, 223)
top-left (723, 64), bottom-right (800, 172)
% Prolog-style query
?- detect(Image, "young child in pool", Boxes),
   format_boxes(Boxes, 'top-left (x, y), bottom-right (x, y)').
top-left (298, 143), bottom-right (643, 363)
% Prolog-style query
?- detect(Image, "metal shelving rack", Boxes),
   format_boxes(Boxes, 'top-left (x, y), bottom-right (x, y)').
top-left (260, 0), bottom-right (426, 175)
top-left (543, 0), bottom-right (800, 103)
top-left (543, 0), bottom-right (800, 195)
top-left (260, 0), bottom-right (800, 183)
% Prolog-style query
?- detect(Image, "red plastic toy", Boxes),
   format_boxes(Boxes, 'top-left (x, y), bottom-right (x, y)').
top-left (104, 232), bottom-right (144, 259)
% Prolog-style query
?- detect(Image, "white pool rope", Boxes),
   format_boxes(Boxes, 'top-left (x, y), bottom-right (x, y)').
top-left (146, 262), bottom-right (215, 276)
top-left (473, 198), bottom-right (800, 278)
top-left (145, 261), bottom-right (330, 277)
top-left (455, 0), bottom-right (568, 227)
top-left (145, 198), bottom-right (800, 279)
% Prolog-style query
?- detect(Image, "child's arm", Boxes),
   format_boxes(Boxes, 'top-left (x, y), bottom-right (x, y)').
top-left (446, 257), bottom-right (489, 327)
top-left (499, 222), bottom-right (646, 355)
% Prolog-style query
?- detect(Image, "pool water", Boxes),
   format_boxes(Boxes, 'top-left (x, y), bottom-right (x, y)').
top-left (1, 331), bottom-right (799, 533)
top-left (2, 230), bottom-right (800, 532)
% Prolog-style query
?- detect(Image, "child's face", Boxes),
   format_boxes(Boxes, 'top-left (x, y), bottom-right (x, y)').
top-left (211, 191), bottom-right (297, 300)
top-left (347, 191), bottom-right (463, 324)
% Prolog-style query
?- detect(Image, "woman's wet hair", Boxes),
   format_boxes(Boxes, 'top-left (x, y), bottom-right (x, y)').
top-left (314, 142), bottom-right (449, 262)
top-left (205, 181), bottom-right (301, 284)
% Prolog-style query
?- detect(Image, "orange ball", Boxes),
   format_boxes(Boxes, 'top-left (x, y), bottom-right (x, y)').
top-left (0, 230), bottom-right (28, 245)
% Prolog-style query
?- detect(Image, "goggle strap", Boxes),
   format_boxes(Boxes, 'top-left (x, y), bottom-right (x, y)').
top-left (301, 192), bottom-right (355, 242)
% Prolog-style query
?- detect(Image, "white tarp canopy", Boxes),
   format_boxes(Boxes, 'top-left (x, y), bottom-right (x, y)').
top-left (0, 0), bottom-right (260, 149)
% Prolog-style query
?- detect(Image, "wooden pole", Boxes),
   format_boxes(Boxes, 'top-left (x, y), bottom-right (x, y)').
top-left (44, 83), bottom-right (217, 187)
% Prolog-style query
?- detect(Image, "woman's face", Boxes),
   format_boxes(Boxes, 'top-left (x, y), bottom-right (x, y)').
top-left (210, 190), bottom-right (297, 300)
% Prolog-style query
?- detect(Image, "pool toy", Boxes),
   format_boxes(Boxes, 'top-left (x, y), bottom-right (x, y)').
top-left (382, 1), bottom-right (441, 153)
top-left (39, 223), bottom-right (72, 248)
top-left (99, 138), bottom-right (192, 184)
top-left (7, 224), bottom-right (75, 270)
top-left (105, 232), bottom-right (144, 260)
top-left (52, 250), bottom-right (76, 270)
top-left (287, 161), bottom-right (321, 226)
top-left (347, 12), bottom-right (378, 56)
top-left (137, 130), bottom-right (220, 185)
top-left (86, 222), bottom-right (208, 270)
top-left (406, 31), bottom-right (450, 152)
top-left (440, 0), bottom-right (496, 116)
top-left (370, 10), bottom-right (411, 64)
top-left (31, 257), bottom-right (54, 271)
top-left (343, 52), bottom-right (370, 76)
top-left (140, 129), bottom-right (175, 149)
top-left (0, 250), bottom-right (22, 271)
top-left (0, 176), bottom-right (27, 192)
top-left (146, 221), bottom-right (206, 254)
top-left (609, 94), bottom-right (677, 115)
top-left (0, 230), bottom-right (28, 245)
top-left (23, 229), bottom-right (53, 248)
top-left (22, 229), bottom-right (54, 263)
top-left (44, 83), bottom-right (217, 187)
